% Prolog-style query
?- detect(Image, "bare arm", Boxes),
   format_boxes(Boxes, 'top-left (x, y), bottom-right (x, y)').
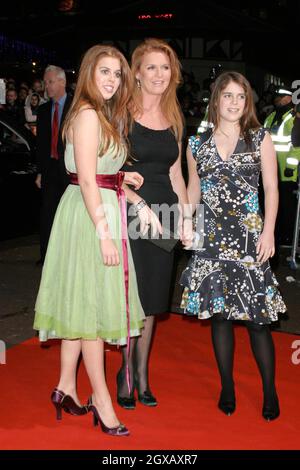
top-left (257, 132), bottom-right (278, 262)
top-left (72, 109), bottom-right (118, 265)
top-left (73, 109), bottom-right (106, 231)
top-left (122, 183), bottom-right (162, 236)
top-left (169, 145), bottom-right (192, 218)
top-left (169, 144), bottom-right (193, 245)
top-left (122, 183), bottom-right (143, 205)
top-left (186, 145), bottom-right (201, 214)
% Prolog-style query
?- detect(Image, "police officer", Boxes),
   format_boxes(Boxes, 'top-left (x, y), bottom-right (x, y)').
top-left (197, 64), bottom-right (222, 134)
top-left (264, 87), bottom-right (300, 244)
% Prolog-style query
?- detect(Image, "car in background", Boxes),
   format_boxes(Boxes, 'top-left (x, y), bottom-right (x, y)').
top-left (0, 111), bottom-right (40, 240)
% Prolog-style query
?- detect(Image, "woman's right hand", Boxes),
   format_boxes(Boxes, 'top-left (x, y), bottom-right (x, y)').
top-left (137, 205), bottom-right (162, 236)
top-left (35, 173), bottom-right (41, 189)
top-left (100, 239), bottom-right (120, 266)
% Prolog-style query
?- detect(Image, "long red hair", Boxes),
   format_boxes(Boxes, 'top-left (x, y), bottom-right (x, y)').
top-left (63, 44), bottom-right (133, 155)
top-left (130, 38), bottom-right (184, 142)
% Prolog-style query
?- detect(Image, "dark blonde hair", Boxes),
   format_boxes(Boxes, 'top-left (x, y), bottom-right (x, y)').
top-left (63, 44), bottom-right (133, 155)
top-left (130, 38), bottom-right (184, 142)
top-left (208, 71), bottom-right (260, 143)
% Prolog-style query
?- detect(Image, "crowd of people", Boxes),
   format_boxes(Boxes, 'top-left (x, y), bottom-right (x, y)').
top-left (0, 65), bottom-right (288, 133)
top-left (0, 76), bottom-right (75, 134)
top-left (3, 39), bottom-right (298, 436)
top-left (177, 68), bottom-right (292, 125)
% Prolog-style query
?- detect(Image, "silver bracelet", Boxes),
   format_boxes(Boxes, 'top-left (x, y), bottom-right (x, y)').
top-left (183, 215), bottom-right (193, 220)
top-left (134, 199), bottom-right (147, 214)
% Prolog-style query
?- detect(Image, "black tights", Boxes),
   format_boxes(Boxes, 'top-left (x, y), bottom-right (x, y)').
top-left (118, 315), bottom-right (155, 397)
top-left (211, 313), bottom-right (277, 404)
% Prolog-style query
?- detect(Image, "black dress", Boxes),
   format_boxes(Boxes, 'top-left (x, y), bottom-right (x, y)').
top-left (124, 121), bottom-right (179, 315)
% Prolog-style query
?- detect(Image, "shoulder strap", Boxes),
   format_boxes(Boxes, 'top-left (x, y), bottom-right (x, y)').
top-left (199, 128), bottom-right (212, 143)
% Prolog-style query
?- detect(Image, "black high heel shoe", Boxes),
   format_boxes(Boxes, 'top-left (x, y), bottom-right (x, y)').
top-left (87, 396), bottom-right (130, 436)
top-left (134, 376), bottom-right (157, 407)
top-left (51, 388), bottom-right (88, 420)
top-left (116, 370), bottom-right (136, 410)
top-left (137, 390), bottom-right (157, 407)
top-left (218, 389), bottom-right (236, 416)
top-left (262, 395), bottom-right (280, 421)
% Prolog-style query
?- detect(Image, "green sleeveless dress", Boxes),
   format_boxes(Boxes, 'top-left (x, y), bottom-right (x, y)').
top-left (34, 140), bottom-right (145, 345)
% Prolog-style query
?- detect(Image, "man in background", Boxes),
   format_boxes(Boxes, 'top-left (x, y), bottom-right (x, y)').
top-left (35, 65), bottom-right (72, 264)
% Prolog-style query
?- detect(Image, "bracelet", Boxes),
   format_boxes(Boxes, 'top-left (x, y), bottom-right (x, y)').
top-left (183, 216), bottom-right (193, 220)
top-left (134, 199), bottom-right (147, 214)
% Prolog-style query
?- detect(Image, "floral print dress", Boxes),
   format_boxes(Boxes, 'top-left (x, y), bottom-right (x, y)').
top-left (180, 128), bottom-right (286, 324)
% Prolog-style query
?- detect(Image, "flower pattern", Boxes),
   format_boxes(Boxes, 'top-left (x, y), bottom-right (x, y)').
top-left (180, 128), bottom-right (286, 324)
top-left (245, 191), bottom-right (259, 213)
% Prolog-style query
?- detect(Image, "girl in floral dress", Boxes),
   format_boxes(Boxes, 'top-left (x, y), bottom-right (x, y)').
top-left (181, 71), bottom-right (286, 421)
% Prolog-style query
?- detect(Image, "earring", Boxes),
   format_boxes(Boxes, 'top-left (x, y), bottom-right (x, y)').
top-left (136, 79), bottom-right (141, 89)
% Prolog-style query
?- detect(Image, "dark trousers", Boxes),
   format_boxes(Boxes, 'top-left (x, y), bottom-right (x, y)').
top-left (276, 181), bottom-right (297, 245)
top-left (40, 159), bottom-right (69, 261)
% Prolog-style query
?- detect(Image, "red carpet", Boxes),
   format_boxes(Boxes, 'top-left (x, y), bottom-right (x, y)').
top-left (0, 313), bottom-right (299, 450)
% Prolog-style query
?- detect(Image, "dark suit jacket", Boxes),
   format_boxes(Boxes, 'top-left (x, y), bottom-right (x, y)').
top-left (36, 94), bottom-right (73, 187)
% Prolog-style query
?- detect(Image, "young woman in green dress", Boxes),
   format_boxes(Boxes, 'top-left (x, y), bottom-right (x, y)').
top-left (34, 45), bottom-right (160, 436)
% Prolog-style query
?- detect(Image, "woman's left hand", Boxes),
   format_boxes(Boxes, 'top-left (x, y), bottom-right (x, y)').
top-left (123, 172), bottom-right (144, 190)
top-left (256, 231), bottom-right (275, 263)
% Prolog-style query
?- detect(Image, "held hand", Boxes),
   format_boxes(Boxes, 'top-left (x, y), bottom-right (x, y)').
top-left (256, 231), bottom-right (275, 263)
top-left (180, 218), bottom-right (194, 248)
top-left (35, 173), bottom-right (41, 189)
top-left (137, 205), bottom-right (162, 236)
top-left (124, 171), bottom-right (144, 190)
top-left (100, 239), bottom-right (120, 266)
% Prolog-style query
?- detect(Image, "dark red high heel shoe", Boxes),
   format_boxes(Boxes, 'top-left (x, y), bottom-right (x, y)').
top-left (87, 396), bottom-right (130, 436)
top-left (51, 388), bottom-right (88, 420)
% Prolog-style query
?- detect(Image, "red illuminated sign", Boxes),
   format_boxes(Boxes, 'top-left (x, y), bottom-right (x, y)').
top-left (138, 13), bottom-right (174, 20)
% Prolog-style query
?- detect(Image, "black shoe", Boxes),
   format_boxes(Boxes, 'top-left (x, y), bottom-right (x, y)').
top-left (262, 395), bottom-right (280, 421)
top-left (137, 390), bottom-right (157, 407)
top-left (218, 389), bottom-right (236, 416)
top-left (134, 374), bottom-right (157, 407)
top-left (116, 370), bottom-right (136, 410)
top-left (117, 395), bottom-right (136, 410)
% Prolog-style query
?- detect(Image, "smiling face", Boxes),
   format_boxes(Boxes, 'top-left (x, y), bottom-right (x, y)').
top-left (94, 56), bottom-right (122, 100)
top-left (136, 50), bottom-right (171, 96)
top-left (218, 81), bottom-right (246, 124)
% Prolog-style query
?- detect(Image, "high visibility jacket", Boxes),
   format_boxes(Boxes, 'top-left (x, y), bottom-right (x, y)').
top-left (264, 109), bottom-right (300, 182)
top-left (284, 146), bottom-right (300, 182)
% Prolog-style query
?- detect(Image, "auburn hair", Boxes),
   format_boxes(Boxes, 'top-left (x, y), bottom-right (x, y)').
top-left (208, 71), bottom-right (261, 144)
top-left (130, 38), bottom-right (184, 142)
top-left (63, 44), bottom-right (133, 156)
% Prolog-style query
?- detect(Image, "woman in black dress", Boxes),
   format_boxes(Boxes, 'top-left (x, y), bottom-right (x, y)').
top-left (181, 72), bottom-right (286, 420)
top-left (117, 38), bottom-right (192, 408)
